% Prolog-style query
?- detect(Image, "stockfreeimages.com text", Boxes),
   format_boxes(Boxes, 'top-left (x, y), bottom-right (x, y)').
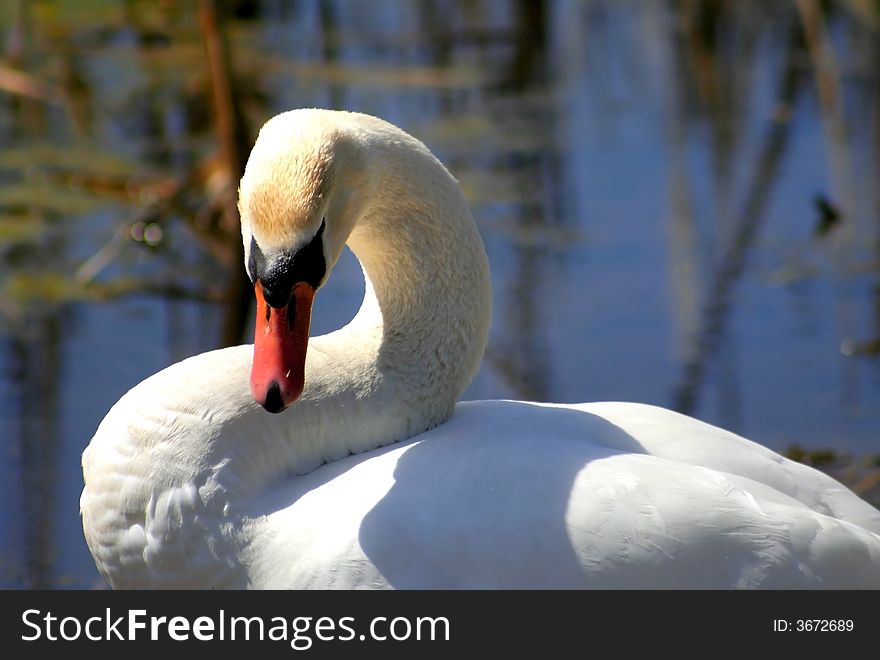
top-left (21, 608), bottom-right (450, 650)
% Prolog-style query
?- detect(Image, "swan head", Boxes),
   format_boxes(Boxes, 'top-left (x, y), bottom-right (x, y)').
top-left (238, 110), bottom-right (362, 413)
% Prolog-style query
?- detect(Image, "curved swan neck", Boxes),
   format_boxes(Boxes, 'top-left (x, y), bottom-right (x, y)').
top-left (339, 120), bottom-right (492, 416)
top-left (241, 109), bottom-right (493, 416)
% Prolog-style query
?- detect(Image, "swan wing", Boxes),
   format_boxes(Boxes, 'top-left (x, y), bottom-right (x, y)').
top-left (243, 401), bottom-right (880, 588)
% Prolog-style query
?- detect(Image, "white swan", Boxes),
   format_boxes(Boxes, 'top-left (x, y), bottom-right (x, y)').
top-left (81, 109), bottom-right (880, 589)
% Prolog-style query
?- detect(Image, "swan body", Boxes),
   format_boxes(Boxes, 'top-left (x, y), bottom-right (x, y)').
top-left (81, 109), bottom-right (880, 589)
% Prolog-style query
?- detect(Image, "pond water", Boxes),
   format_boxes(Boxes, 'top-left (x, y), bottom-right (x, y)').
top-left (1, 1), bottom-right (878, 588)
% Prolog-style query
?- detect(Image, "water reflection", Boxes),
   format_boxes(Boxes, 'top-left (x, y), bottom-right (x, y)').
top-left (671, 15), bottom-right (806, 416)
top-left (0, 0), bottom-right (878, 588)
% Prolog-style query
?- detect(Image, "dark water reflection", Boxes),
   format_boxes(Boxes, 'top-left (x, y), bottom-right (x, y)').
top-left (1, 1), bottom-right (878, 588)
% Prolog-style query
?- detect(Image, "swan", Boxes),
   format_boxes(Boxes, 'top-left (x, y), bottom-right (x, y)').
top-left (80, 108), bottom-right (880, 589)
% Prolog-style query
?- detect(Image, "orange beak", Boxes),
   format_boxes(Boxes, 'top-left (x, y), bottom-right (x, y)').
top-left (250, 280), bottom-right (316, 413)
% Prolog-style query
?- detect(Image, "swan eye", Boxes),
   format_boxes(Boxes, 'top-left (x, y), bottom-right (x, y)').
top-left (248, 220), bottom-right (327, 308)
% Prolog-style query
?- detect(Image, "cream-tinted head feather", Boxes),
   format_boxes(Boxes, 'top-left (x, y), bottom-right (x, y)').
top-left (238, 111), bottom-right (339, 251)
